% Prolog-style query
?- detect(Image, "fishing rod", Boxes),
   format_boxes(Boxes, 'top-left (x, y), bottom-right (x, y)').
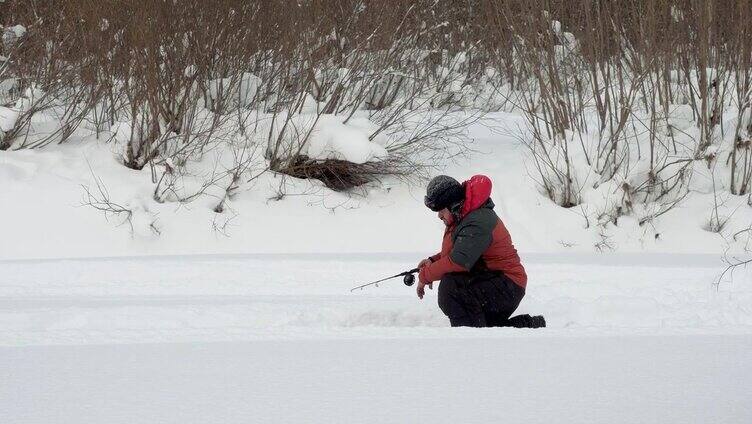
top-left (350, 268), bottom-right (419, 292)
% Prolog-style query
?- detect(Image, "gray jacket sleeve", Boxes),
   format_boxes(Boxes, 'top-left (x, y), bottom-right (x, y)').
top-left (448, 210), bottom-right (495, 269)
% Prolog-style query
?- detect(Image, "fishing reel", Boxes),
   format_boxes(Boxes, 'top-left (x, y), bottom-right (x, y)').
top-left (350, 267), bottom-right (420, 292)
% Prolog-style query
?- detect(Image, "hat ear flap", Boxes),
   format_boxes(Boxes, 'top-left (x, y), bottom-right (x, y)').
top-left (448, 199), bottom-right (463, 215)
top-left (450, 204), bottom-right (463, 224)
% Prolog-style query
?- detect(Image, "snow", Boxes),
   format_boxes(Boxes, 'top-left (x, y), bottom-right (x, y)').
top-left (2, 25), bottom-right (25, 46)
top-left (1, 111), bottom-right (746, 260)
top-left (10, 25), bottom-right (26, 38)
top-left (0, 78), bottom-right (18, 101)
top-left (255, 113), bottom-right (388, 164)
top-left (0, 105), bottom-right (18, 132)
top-left (295, 114), bottom-right (388, 163)
top-left (206, 72), bottom-right (261, 109)
top-left (0, 253), bottom-right (747, 345)
top-left (2, 335), bottom-right (749, 424)
top-left (1, 5), bottom-right (751, 422)
top-left (2, 97), bottom-right (751, 422)
top-left (0, 253), bottom-right (750, 422)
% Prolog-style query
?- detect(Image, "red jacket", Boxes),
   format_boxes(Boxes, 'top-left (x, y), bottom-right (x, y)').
top-left (419, 175), bottom-right (527, 288)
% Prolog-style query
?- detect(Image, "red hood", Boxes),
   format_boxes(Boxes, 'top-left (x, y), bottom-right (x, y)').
top-left (460, 175), bottom-right (492, 218)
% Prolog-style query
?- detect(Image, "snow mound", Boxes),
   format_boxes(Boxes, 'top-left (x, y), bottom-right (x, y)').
top-left (306, 115), bottom-right (388, 163)
top-left (206, 72), bottom-right (261, 109)
top-left (2, 24), bottom-right (26, 46)
top-left (0, 105), bottom-right (18, 132)
top-left (260, 113), bottom-right (388, 164)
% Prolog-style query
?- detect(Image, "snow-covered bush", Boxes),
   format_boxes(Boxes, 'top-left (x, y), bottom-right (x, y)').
top-left (1, 1), bottom-right (489, 176)
top-left (4, 0), bottom-right (751, 246)
top-left (482, 2), bottom-right (752, 235)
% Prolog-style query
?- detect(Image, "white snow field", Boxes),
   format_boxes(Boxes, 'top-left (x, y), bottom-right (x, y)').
top-left (0, 253), bottom-right (750, 423)
top-left (1, 113), bottom-right (752, 422)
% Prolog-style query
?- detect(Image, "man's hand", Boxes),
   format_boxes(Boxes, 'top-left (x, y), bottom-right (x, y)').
top-left (416, 280), bottom-right (434, 299)
top-left (417, 258), bottom-right (432, 269)
top-left (416, 267), bottom-right (433, 299)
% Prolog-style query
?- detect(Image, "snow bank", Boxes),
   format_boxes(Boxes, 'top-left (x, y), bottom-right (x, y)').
top-left (259, 113), bottom-right (388, 164)
top-left (0, 105), bottom-right (18, 132)
top-left (305, 115), bottom-right (388, 163)
top-left (1, 111), bottom-right (749, 260)
top-left (205, 72), bottom-right (262, 109)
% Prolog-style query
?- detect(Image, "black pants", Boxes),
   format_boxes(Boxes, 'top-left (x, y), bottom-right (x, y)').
top-left (438, 271), bottom-right (525, 327)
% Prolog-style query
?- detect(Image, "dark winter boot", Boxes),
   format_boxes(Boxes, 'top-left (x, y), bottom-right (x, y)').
top-left (506, 314), bottom-right (546, 329)
top-left (529, 315), bottom-right (546, 328)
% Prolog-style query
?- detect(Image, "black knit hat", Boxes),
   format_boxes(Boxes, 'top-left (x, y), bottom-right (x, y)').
top-left (424, 175), bottom-right (465, 211)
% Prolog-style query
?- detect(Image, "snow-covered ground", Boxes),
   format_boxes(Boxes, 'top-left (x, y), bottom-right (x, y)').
top-left (1, 253), bottom-right (750, 422)
top-left (0, 253), bottom-right (748, 345)
top-left (1, 112), bottom-right (745, 261)
top-left (2, 112), bottom-right (752, 422)
top-left (4, 334), bottom-right (749, 423)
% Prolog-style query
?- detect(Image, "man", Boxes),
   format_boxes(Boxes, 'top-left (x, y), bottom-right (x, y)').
top-left (417, 174), bottom-right (545, 328)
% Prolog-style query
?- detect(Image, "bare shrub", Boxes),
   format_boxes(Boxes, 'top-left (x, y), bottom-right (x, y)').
top-left (6, 0), bottom-right (751, 220)
top-left (479, 0), bottom-right (751, 227)
top-left (280, 156), bottom-right (410, 192)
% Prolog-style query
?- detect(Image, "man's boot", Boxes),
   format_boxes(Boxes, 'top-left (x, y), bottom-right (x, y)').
top-left (506, 314), bottom-right (546, 328)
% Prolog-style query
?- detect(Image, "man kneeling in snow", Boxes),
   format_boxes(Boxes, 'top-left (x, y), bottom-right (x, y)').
top-left (417, 175), bottom-right (545, 328)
